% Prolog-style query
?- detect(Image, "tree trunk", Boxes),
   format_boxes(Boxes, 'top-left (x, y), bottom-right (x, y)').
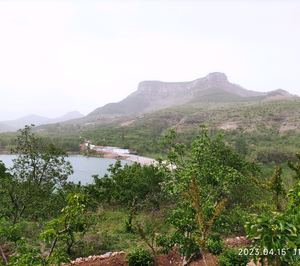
top-left (66, 238), bottom-right (74, 256)
top-left (182, 253), bottom-right (196, 266)
top-left (182, 255), bottom-right (189, 266)
top-left (13, 204), bottom-right (19, 226)
top-left (200, 246), bottom-right (208, 266)
top-left (150, 246), bottom-right (159, 266)
top-left (19, 205), bottom-right (26, 218)
top-left (0, 244), bottom-right (7, 264)
top-left (181, 230), bottom-right (197, 266)
top-left (127, 198), bottom-right (136, 232)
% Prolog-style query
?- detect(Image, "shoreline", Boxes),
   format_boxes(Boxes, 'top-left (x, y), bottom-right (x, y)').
top-left (102, 152), bottom-right (158, 166)
top-left (117, 154), bottom-right (158, 166)
top-left (0, 150), bottom-right (159, 166)
top-left (81, 152), bottom-right (158, 166)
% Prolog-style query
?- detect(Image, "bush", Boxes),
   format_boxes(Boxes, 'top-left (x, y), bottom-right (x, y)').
top-left (206, 233), bottom-right (224, 255)
top-left (218, 248), bottom-right (249, 266)
top-left (251, 146), bottom-right (296, 164)
top-left (127, 248), bottom-right (153, 266)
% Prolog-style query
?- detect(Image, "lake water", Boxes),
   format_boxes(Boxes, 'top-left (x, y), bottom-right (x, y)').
top-left (0, 154), bottom-right (133, 185)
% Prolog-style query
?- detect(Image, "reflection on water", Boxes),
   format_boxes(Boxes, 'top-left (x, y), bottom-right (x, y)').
top-left (0, 154), bottom-right (133, 185)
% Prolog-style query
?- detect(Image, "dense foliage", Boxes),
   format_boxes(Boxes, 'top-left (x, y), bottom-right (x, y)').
top-left (0, 122), bottom-right (300, 265)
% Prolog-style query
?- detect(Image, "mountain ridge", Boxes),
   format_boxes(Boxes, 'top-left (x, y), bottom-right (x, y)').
top-left (0, 111), bottom-right (85, 133)
top-left (88, 72), bottom-right (293, 116)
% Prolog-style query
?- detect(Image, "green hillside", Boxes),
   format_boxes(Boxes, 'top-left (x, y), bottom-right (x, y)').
top-left (2, 97), bottom-right (300, 265)
top-left (2, 97), bottom-right (300, 171)
top-left (88, 97), bottom-right (150, 115)
top-left (190, 87), bottom-right (265, 103)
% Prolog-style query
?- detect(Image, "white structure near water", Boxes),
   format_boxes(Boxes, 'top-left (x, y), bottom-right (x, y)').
top-left (96, 147), bottom-right (130, 154)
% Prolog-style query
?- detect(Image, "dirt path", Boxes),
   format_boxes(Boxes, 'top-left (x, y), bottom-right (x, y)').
top-left (121, 154), bottom-right (159, 165)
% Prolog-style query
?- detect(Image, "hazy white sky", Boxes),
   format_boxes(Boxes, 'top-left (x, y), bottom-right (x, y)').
top-left (0, 0), bottom-right (299, 121)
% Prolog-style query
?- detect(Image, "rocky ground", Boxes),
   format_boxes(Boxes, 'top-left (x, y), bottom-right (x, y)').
top-left (1, 237), bottom-right (265, 265)
top-left (62, 250), bottom-right (217, 266)
top-left (60, 237), bottom-right (258, 266)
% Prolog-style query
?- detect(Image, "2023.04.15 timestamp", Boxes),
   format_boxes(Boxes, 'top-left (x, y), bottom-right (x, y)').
top-left (239, 248), bottom-right (300, 256)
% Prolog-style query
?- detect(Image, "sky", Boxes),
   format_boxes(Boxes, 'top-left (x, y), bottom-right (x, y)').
top-left (0, 0), bottom-right (299, 121)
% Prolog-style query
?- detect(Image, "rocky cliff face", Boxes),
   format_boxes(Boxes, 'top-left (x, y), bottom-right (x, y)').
top-left (135, 72), bottom-right (264, 98)
top-left (137, 72), bottom-right (229, 93)
top-left (88, 72), bottom-right (291, 116)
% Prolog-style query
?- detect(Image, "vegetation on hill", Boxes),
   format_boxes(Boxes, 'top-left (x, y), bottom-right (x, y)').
top-left (1, 124), bottom-right (300, 265)
top-left (1, 98), bottom-right (300, 169)
top-left (189, 87), bottom-right (265, 103)
top-left (88, 97), bottom-right (150, 115)
top-left (0, 72), bottom-right (299, 265)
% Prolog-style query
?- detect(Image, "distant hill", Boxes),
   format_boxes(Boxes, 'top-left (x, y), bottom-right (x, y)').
top-left (46, 111), bottom-right (85, 124)
top-left (0, 111), bottom-right (84, 132)
top-left (88, 72), bottom-right (294, 116)
top-left (1, 114), bottom-right (51, 130)
top-left (0, 122), bottom-right (18, 133)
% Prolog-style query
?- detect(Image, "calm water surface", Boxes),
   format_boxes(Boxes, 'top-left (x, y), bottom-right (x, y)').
top-left (0, 154), bottom-right (132, 185)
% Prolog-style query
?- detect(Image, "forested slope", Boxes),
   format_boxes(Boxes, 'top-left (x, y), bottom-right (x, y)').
top-left (1, 97), bottom-right (300, 166)
top-left (2, 124), bottom-right (300, 265)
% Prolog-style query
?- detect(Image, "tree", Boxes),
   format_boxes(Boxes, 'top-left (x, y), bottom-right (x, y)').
top-left (287, 152), bottom-right (300, 181)
top-left (158, 125), bottom-right (258, 265)
top-left (245, 182), bottom-right (300, 266)
top-left (235, 136), bottom-right (248, 155)
top-left (134, 207), bottom-right (165, 266)
top-left (40, 193), bottom-right (87, 266)
top-left (245, 152), bottom-right (300, 266)
top-left (92, 160), bottom-right (167, 231)
top-left (0, 125), bottom-right (73, 225)
top-left (251, 165), bottom-right (286, 212)
top-left (181, 176), bottom-right (226, 266)
top-left (1, 193), bottom-right (89, 266)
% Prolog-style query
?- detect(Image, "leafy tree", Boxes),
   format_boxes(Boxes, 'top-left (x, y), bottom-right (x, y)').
top-left (245, 182), bottom-right (300, 266)
top-left (157, 203), bottom-right (200, 265)
top-left (251, 146), bottom-right (296, 164)
top-left (0, 125), bottom-right (73, 225)
top-left (235, 135), bottom-right (248, 155)
top-left (40, 193), bottom-right (88, 265)
top-left (182, 175), bottom-right (226, 266)
top-left (1, 194), bottom-right (88, 266)
top-left (134, 207), bottom-right (165, 266)
top-left (287, 152), bottom-right (300, 181)
top-left (92, 160), bottom-right (167, 231)
top-left (0, 218), bottom-right (26, 264)
top-left (158, 125), bottom-right (258, 265)
top-left (251, 165), bottom-right (286, 211)
top-left (245, 152), bottom-right (300, 266)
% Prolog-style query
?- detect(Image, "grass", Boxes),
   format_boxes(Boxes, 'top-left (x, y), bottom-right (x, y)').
top-left (8, 207), bottom-right (173, 260)
top-left (4, 200), bottom-right (180, 264)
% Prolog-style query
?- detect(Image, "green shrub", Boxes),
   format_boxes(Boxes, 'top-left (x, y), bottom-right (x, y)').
top-left (127, 248), bottom-right (153, 266)
top-left (251, 146), bottom-right (296, 164)
top-left (206, 233), bottom-right (224, 255)
top-left (218, 248), bottom-right (249, 266)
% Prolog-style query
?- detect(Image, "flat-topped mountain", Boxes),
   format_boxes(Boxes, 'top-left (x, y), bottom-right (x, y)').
top-left (88, 72), bottom-right (293, 116)
top-left (136, 72), bottom-right (260, 96)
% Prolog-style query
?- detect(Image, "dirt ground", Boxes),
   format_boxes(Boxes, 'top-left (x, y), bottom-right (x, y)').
top-left (64, 250), bottom-right (218, 266)
top-left (62, 237), bottom-right (254, 266)
top-left (1, 237), bottom-right (260, 266)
